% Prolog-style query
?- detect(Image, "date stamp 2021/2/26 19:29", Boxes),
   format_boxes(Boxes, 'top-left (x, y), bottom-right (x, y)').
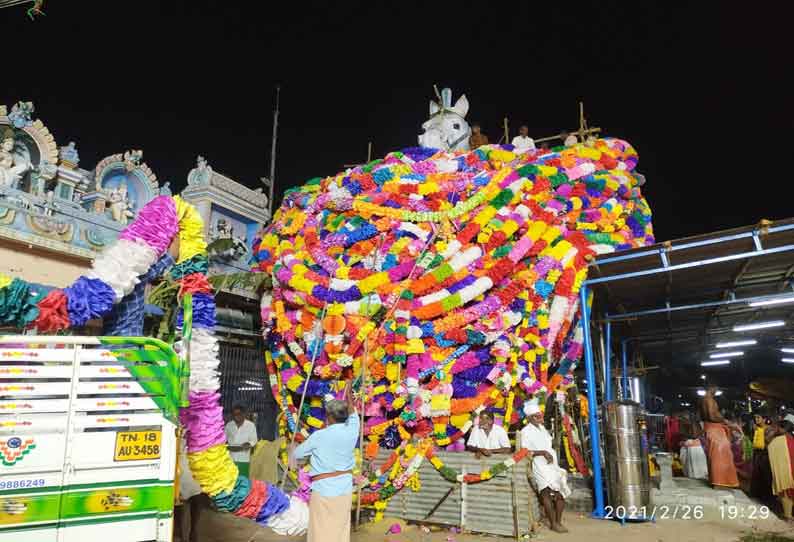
top-left (605, 505), bottom-right (705, 520)
top-left (603, 504), bottom-right (771, 521)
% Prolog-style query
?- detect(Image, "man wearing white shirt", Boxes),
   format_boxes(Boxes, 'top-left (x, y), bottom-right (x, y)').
top-left (225, 404), bottom-right (258, 477)
top-left (466, 411), bottom-right (512, 458)
top-left (520, 400), bottom-right (571, 533)
top-left (511, 125), bottom-right (536, 153)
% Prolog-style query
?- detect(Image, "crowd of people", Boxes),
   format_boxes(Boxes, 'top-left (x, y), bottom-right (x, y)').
top-left (178, 385), bottom-right (794, 542)
top-left (671, 387), bottom-right (794, 521)
top-left (283, 386), bottom-right (571, 540)
top-left (283, 393), bottom-right (573, 540)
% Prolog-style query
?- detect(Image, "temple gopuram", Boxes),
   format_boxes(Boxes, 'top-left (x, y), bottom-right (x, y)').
top-left (1, 100), bottom-right (269, 287)
top-left (1, 100), bottom-right (275, 435)
top-left (1, 101), bottom-right (167, 286)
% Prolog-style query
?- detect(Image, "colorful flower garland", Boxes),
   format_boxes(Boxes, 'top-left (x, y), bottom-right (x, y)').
top-left (426, 447), bottom-right (531, 484)
top-left (253, 138), bottom-right (654, 510)
top-left (1, 195), bottom-right (309, 536)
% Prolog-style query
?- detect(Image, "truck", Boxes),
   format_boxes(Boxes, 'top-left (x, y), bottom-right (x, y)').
top-left (0, 335), bottom-right (188, 542)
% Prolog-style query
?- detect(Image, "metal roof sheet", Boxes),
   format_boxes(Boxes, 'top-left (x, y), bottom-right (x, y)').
top-left (585, 218), bottom-right (794, 395)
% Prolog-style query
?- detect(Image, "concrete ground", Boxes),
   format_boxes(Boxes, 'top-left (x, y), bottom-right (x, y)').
top-left (183, 507), bottom-right (791, 542)
top-left (179, 479), bottom-right (793, 542)
top-left (353, 514), bottom-right (793, 542)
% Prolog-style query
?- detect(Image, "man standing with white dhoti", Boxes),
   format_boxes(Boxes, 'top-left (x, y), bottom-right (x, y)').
top-left (680, 437), bottom-right (709, 480)
top-left (520, 400), bottom-right (571, 534)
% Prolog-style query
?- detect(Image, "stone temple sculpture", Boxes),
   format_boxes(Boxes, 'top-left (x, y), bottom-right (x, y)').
top-left (0, 128), bottom-right (30, 189)
top-left (106, 183), bottom-right (134, 224)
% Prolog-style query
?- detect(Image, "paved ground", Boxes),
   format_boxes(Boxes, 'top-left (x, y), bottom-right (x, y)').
top-left (353, 514), bottom-right (793, 542)
top-left (181, 498), bottom-right (792, 542)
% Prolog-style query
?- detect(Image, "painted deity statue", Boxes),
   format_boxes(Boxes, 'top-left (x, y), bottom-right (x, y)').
top-left (0, 128), bottom-right (30, 189)
top-left (187, 155), bottom-right (213, 186)
top-left (107, 183), bottom-right (134, 224)
top-left (214, 218), bottom-right (233, 239)
top-left (417, 88), bottom-right (471, 151)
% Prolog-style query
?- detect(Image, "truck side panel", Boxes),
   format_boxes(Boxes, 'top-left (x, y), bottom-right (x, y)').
top-left (1, 341), bottom-right (178, 542)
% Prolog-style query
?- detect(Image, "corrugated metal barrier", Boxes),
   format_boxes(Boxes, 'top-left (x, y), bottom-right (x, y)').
top-left (378, 449), bottom-right (541, 537)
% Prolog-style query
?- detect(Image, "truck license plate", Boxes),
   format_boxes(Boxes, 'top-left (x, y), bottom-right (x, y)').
top-left (114, 430), bottom-right (162, 461)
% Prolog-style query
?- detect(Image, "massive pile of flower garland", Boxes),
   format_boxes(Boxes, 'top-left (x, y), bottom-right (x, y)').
top-left (253, 139), bottom-right (653, 503)
top-left (0, 196), bottom-right (309, 536)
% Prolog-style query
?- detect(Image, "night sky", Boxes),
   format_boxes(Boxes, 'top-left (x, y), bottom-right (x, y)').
top-left (3, 1), bottom-right (792, 241)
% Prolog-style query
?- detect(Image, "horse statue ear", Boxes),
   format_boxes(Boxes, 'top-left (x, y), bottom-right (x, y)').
top-left (429, 100), bottom-right (440, 117)
top-left (451, 94), bottom-right (469, 118)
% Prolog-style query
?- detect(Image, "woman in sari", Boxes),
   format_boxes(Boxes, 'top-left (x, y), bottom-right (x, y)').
top-left (751, 416), bottom-right (774, 502)
top-left (730, 422), bottom-right (752, 492)
top-left (767, 420), bottom-right (794, 521)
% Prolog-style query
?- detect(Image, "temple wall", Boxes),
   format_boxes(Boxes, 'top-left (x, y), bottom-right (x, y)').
top-left (0, 239), bottom-right (90, 287)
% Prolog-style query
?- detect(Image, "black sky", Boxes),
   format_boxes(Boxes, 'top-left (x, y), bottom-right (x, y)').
top-left (3, 1), bottom-right (792, 241)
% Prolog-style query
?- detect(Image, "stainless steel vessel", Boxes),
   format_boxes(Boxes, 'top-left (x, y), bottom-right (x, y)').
top-left (611, 376), bottom-right (645, 404)
top-left (603, 400), bottom-right (651, 518)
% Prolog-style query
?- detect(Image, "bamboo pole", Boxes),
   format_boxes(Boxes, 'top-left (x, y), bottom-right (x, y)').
top-left (511, 467), bottom-right (520, 542)
top-left (532, 127), bottom-right (601, 145)
top-left (355, 234), bottom-right (384, 529)
top-left (531, 102), bottom-right (602, 146)
top-left (350, 229), bottom-right (438, 522)
top-left (354, 331), bottom-right (370, 528)
top-left (279, 302), bottom-right (329, 490)
top-left (344, 141), bottom-right (374, 169)
top-left (353, 325), bottom-right (370, 528)
top-left (423, 483), bottom-right (458, 520)
top-left (503, 117), bottom-right (509, 143)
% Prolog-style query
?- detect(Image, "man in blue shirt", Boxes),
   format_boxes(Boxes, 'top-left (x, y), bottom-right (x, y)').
top-left (292, 383), bottom-right (359, 542)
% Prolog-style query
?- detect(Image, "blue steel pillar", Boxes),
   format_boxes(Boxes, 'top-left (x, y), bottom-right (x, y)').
top-left (621, 339), bottom-right (629, 400)
top-left (579, 285), bottom-right (606, 518)
top-left (604, 321), bottom-right (612, 402)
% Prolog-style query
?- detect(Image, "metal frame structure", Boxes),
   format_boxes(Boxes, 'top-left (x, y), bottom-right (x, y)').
top-left (579, 219), bottom-right (794, 518)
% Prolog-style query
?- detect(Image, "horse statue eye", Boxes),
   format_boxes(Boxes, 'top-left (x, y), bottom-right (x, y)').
top-left (453, 123), bottom-right (460, 130)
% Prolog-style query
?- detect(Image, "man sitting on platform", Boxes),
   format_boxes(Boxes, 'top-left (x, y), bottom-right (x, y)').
top-left (520, 400), bottom-right (571, 534)
top-left (466, 411), bottom-right (511, 459)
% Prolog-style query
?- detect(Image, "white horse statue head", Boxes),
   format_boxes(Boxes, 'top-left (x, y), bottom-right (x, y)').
top-left (418, 88), bottom-right (470, 152)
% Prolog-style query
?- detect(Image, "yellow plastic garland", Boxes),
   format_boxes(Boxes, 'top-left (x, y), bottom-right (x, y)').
top-left (173, 195), bottom-right (208, 263)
